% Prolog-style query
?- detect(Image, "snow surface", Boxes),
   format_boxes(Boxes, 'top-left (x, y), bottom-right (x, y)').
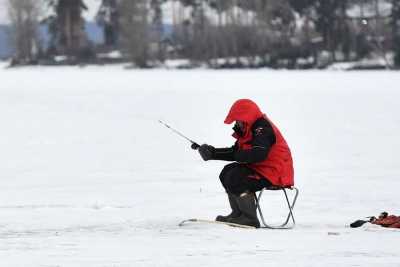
top-left (1, 65), bottom-right (400, 266)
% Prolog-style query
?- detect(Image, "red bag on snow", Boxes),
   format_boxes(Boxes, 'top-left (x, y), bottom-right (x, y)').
top-left (371, 212), bottom-right (400, 228)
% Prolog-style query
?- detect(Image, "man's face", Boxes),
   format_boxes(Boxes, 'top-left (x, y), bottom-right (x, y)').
top-left (233, 121), bottom-right (246, 137)
top-left (235, 120), bottom-right (245, 131)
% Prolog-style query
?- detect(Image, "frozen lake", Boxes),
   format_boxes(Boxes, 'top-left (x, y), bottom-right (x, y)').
top-left (1, 66), bottom-right (400, 266)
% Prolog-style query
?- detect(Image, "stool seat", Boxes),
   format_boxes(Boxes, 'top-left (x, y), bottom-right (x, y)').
top-left (265, 185), bottom-right (294, 190)
top-left (255, 186), bottom-right (299, 229)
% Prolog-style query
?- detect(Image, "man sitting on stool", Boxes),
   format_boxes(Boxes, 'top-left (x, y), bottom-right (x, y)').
top-left (197, 99), bottom-right (294, 228)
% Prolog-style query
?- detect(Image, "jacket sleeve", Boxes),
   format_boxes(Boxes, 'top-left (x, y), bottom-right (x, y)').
top-left (234, 120), bottom-right (276, 164)
top-left (212, 144), bottom-right (237, 161)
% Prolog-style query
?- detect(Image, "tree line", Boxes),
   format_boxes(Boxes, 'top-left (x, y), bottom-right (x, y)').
top-left (6, 0), bottom-right (400, 69)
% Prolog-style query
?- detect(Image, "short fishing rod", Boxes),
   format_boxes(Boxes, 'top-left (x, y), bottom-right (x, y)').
top-left (158, 120), bottom-right (200, 150)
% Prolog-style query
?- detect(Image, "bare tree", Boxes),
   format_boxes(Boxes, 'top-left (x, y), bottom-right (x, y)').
top-left (119, 0), bottom-right (151, 67)
top-left (392, 0), bottom-right (400, 67)
top-left (7, 0), bottom-right (42, 64)
top-left (55, 0), bottom-right (88, 56)
top-left (150, 0), bottom-right (166, 62)
top-left (96, 0), bottom-right (120, 48)
top-left (42, 0), bottom-right (90, 61)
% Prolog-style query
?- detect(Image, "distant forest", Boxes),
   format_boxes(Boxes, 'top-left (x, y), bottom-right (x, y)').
top-left (4, 0), bottom-right (400, 69)
top-left (0, 22), bottom-right (104, 58)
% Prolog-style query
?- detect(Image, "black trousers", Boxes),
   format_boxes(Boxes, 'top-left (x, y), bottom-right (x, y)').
top-left (219, 163), bottom-right (272, 196)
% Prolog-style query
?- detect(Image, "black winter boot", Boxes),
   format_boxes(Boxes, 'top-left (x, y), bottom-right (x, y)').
top-left (216, 193), bottom-right (241, 222)
top-left (228, 193), bottom-right (260, 228)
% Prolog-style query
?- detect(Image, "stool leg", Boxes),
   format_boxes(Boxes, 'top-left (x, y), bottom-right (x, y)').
top-left (281, 188), bottom-right (299, 227)
top-left (256, 189), bottom-right (267, 227)
top-left (256, 187), bottom-right (299, 229)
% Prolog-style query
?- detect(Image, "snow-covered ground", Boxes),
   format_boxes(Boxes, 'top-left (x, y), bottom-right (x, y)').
top-left (1, 66), bottom-right (400, 266)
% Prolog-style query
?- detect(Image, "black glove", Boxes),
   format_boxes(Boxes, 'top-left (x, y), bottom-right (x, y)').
top-left (191, 142), bottom-right (200, 150)
top-left (198, 144), bottom-right (215, 161)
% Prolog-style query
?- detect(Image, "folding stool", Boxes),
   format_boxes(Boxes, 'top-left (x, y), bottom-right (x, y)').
top-left (255, 186), bottom-right (299, 229)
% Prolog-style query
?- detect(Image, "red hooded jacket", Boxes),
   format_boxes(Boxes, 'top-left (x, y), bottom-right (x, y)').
top-left (224, 99), bottom-right (294, 187)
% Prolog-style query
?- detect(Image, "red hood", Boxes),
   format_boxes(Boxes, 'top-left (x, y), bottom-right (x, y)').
top-left (224, 99), bottom-right (263, 125)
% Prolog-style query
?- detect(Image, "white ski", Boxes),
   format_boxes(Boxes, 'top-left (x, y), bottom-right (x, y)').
top-left (179, 218), bottom-right (256, 229)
